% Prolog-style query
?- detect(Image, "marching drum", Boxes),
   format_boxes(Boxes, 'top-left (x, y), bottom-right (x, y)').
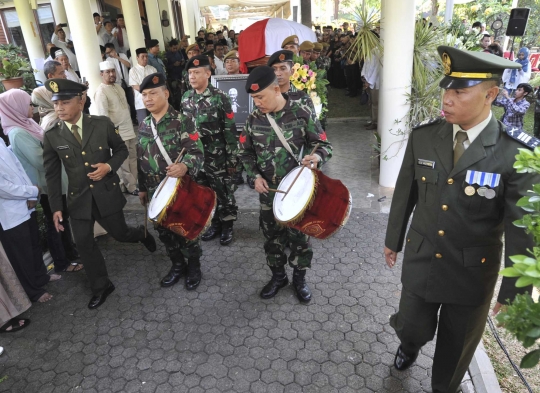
top-left (273, 167), bottom-right (352, 239)
top-left (148, 175), bottom-right (217, 241)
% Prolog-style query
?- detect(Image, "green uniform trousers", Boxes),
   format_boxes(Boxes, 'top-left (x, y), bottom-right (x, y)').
top-left (390, 288), bottom-right (491, 393)
top-left (156, 226), bottom-right (202, 261)
top-left (197, 163), bottom-right (238, 224)
top-left (259, 189), bottom-right (313, 269)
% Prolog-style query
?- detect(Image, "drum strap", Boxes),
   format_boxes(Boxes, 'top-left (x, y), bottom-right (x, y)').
top-left (266, 114), bottom-right (301, 164)
top-left (150, 119), bottom-right (173, 166)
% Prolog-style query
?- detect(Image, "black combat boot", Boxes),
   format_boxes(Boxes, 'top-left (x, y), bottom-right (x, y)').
top-left (260, 266), bottom-right (289, 299)
top-left (185, 257), bottom-right (202, 290)
top-left (160, 256), bottom-right (187, 287)
top-left (220, 221), bottom-right (233, 246)
top-left (201, 222), bottom-right (221, 241)
top-left (292, 268), bottom-right (312, 303)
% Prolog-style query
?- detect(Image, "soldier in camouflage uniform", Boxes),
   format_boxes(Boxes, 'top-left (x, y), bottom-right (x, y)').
top-left (179, 44), bottom-right (201, 99)
top-left (268, 50), bottom-right (300, 95)
top-left (317, 43), bottom-right (332, 71)
top-left (137, 73), bottom-right (206, 290)
top-left (181, 55), bottom-right (239, 246)
top-left (238, 66), bottom-right (332, 303)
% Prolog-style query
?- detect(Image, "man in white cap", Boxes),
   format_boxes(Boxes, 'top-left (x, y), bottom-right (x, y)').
top-left (94, 62), bottom-right (139, 196)
top-left (55, 49), bottom-right (80, 83)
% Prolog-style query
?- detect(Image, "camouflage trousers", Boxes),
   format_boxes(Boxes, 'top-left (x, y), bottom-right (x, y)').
top-left (259, 188), bottom-right (313, 270)
top-left (197, 161), bottom-right (238, 224)
top-left (156, 225), bottom-right (202, 262)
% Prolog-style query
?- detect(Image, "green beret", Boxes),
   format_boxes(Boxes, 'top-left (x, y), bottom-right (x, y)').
top-left (245, 66), bottom-right (276, 94)
top-left (299, 41), bottom-right (314, 51)
top-left (186, 44), bottom-right (200, 54)
top-left (267, 50), bottom-right (294, 67)
top-left (281, 35), bottom-right (299, 48)
top-left (223, 50), bottom-right (240, 62)
top-left (437, 45), bottom-right (522, 89)
top-left (45, 78), bottom-right (87, 101)
top-left (139, 73), bottom-right (166, 93)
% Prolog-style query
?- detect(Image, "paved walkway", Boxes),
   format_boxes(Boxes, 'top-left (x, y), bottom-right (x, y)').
top-left (0, 120), bottom-right (438, 393)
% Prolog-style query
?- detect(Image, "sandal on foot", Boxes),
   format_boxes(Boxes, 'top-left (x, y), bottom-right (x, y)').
top-left (61, 263), bottom-right (84, 273)
top-left (0, 318), bottom-right (30, 333)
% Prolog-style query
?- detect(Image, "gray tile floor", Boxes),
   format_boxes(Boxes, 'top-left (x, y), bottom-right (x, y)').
top-left (0, 121), bottom-right (438, 393)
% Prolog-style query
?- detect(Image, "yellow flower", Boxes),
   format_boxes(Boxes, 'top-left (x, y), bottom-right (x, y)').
top-left (293, 63), bottom-right (301, 70)
top-left (310, 76), bottom-right (316, 83)
top-left (292, 72), bottom-right (299, 80)
top-left (311, 84), bottom-right (316, 89)
top-left (484, 7), bottom-right (492, 15)
top-left (298, 83), bottom-right (305, 90)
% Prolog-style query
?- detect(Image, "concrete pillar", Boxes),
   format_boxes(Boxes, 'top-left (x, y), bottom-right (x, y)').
top-left (63, 0), bottom-right (102, 115)
top-left (13, 0), bottom-right (45, 83)
top-left (444, 0), bottom-right (454, 23)
top-left (378, 0), bottom-right (415, 187)
top-left (50, 0), bottom-right (70, 38)
top-left (145, 0), bottom-right (165, 45)
top-left (120, 0), bottom-right (145, 51)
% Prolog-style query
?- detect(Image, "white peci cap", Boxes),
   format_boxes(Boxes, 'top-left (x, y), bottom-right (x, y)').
top-left (99, 61), bottom-right (115, 71)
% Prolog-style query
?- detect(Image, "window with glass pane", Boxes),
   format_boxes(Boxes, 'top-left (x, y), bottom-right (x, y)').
top-left (3, 9), bottom-right (26, 53)
top-left (37, 5), bottom-right (55, 48)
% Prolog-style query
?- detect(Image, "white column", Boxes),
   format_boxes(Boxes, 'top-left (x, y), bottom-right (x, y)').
top-left (13, 0), bottom-right (45, 83)
top-left (50, 0), bottom-right (70, 38)
top-left (444, 0), bottom-right (454, 23)
top-left (145, 0), bottom-right (165, 45)
top-left (120, 0), bottom-right (145, 51)
top-left (378, 0), bottom-right (415, 187)
top-left (63, 0), bottom-right (102, 115)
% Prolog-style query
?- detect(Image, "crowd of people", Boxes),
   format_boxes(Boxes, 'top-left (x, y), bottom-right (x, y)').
top-left (0, 11), bottom-right (539, 393)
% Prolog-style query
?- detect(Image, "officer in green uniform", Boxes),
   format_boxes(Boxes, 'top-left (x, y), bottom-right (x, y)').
top-left (281, 35), bottom-right (299, 56)
top-left (42, 79), bottom-right (157, 310)
top-left (299, 41), bottom-right (314, 64)
top-left (181, 55), bottom-right (239, 246)
top-left (238, 66), bottom-right (332, 303)
top-left (137, 73), bottom-right (205, 290)
top-left (179, 44), bottom-right (201, 99)
top-left (384, 46), bottom-right (538, 393)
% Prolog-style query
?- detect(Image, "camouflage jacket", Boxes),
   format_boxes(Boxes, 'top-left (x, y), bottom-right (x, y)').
top-left (238, 92), bottom-right (332, 184)
top-left (137, 105), bottom-right (204, 194)
top-left (181, 84), bottom-right (238, 168)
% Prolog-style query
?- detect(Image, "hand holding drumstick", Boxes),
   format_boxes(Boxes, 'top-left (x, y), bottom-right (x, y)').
top-left (282, 144), bottom-right (320, 200)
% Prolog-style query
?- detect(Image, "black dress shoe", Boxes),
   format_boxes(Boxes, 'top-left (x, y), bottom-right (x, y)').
top-left (202, 223), bottom-right (221, 241)
top-left (292, 268), bottom-right (312, 303)
top-left (88, 282), bottom-right (115, 309)
top-left (220, 222), bottom-right (233, 246)
top-left (394, 346), bottom-right (418, 371)
top-left (139, 226), bottom-right (157, 252)
top-left (260, 266), bottom-right (289, 299)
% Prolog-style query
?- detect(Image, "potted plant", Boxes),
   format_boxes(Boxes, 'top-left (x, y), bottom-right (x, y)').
top-left (0, 44), bottom-right (32, 90)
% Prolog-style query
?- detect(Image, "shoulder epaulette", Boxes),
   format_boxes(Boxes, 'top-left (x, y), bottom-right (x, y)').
top-left (412, 117), bottom-right (444, 130)
top-left (505, 127), bottom-right (540, 148)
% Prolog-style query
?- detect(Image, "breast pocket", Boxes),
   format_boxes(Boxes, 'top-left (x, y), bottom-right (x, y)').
top-left (414, 167), bottom-right (438, 206)
top-left (59, 148), bottom-right (77, 167)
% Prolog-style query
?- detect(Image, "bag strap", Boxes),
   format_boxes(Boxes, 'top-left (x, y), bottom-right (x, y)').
top-left (150, 119), bottom-right (173, 166)
top-left (266, 113), bottom-right (300, 164)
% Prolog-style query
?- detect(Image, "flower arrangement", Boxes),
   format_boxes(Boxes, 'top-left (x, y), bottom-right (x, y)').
top-left (290, 62), bottom-right (329, 119)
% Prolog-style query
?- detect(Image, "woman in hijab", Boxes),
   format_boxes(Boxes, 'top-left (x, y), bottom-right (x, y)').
top-left (502, 47), bottom-right (532, 95)
top-left (0, 89), bottom-right (82, 274)
top-left (31, 86), bottom-right (59, 131)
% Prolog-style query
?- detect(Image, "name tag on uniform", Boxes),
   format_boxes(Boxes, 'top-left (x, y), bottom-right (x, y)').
top-left (56, 145), bottom-right (69, 150)
top-left (466, 170), bottom-right (501, 188)
top-left (417, 159), bottom-right (435, 169)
